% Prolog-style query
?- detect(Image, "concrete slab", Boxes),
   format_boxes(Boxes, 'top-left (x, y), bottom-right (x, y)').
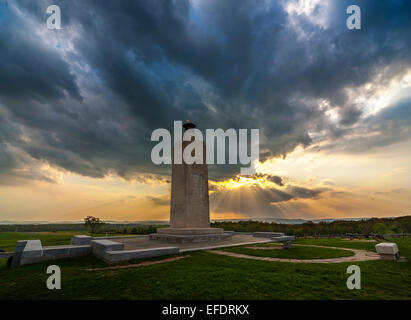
top-left (91, 240), bottom-right (124, 259)
top-left (103, 247), bottom-right (180, 263)
top-left (71, 235), bottom-right (92, 245)
top-left (253, 232), bottom-right (285, 238)
top-left (116, 234), bottom-right (273, 252)
top-left (157, 227), bottom-right (223, 235)
top-left (150, 232), bottom-right (232, 243)
top-left (93, 235), bottom-right (148, 240)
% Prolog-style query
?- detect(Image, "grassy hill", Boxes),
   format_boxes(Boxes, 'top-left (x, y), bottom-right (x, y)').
top-left (0, 233), bottom-right (410, 300)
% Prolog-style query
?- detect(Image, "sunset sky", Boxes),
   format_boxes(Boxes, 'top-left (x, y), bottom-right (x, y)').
top-left (1, 0), bottom-right (410, 222)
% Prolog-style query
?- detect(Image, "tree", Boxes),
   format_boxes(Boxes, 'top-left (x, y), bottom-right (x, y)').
top-left (84, 216), bottom-right (105, 234)
top-left (372, 222), bottom-right (389, 235)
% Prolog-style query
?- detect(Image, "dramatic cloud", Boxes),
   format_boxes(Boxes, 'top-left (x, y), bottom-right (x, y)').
top-left (1, 0), bottom-right (411, 184)
top-left (210, 183), bottom-right (323, 218)
top-left (208, 173), bottom-right (324, 218)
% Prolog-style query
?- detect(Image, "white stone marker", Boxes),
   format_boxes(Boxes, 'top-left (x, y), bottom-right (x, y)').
top-left (375, 242), bottom-right (399, 261)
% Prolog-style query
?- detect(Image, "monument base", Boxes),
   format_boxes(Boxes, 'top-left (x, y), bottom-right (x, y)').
top-left (157, 227), bottom-right (224, 235)
top-left (150, 228), bottom-right (232, 243)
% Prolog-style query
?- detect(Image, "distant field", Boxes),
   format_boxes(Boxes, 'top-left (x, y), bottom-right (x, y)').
top-left (0, 231), bottom-right (122, 252)
top-left (0, 234), bottom-right (410, 300)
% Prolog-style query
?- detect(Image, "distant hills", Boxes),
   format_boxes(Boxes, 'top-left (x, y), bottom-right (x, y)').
top-left (0, 217), bottom-right (397, 225)
top-left (1, 215), bottom-right (409, 235)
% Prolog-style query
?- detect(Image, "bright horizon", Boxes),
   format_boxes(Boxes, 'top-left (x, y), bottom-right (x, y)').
top-left (2, 215), bottom-right (409, 224)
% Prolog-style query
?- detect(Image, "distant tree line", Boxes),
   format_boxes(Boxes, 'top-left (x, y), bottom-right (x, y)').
top-left (3, 215), bottom-right (410, 236)
top-left (211, 215), bottom-right (411, 236)
top-left (0, 223), bottom-right (161, 235)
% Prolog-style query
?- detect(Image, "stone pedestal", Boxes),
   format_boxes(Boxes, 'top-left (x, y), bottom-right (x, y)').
top-left (157, 228), bottom-right (223, 235)
top-left (150, 232), bottom-right (232, 243)
top-left (150, 227), bottom-right (232, 243)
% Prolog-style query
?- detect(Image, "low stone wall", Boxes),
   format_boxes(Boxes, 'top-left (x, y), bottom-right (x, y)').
top-left (71, 235), bottom-right (148, 246)
top-left (101, 247), bottom-right (180, 263)
top-left (21, 246), bottom-right (92, 266)
top-left (8, 234), bottom-right (285, 266)
top-left (43, 245), bottom-right (91, 260)
top-left (3, 240), bottom-right (93, 267)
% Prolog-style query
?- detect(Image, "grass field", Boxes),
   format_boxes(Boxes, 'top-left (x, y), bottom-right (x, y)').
top-left (0, 233), bottom-right (410, 300)
top-left (221, 244), bottom-right (355, 259)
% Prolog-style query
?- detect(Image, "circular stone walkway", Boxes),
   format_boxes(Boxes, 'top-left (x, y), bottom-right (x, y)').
top-left (208, 244), bottom-right (381, 263)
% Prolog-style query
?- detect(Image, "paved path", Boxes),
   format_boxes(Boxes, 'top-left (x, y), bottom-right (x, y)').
top-left (208, 244), bottom-right (381, 263)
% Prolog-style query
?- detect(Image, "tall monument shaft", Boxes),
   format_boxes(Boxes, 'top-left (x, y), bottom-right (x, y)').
top-left (151, 121), bottom-right (231, 242)
top-left (170, 140), bottom-right (210, 228)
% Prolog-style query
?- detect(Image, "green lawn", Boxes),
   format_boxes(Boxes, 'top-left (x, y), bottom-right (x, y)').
top-left (0, 235), bottom-right (410, 300)
top-left (221, 245), bottom-right (355, 259)
top-left (294, 238), bottom-right (380, 252)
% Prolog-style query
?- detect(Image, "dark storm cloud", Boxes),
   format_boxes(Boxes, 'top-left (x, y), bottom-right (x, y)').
top-left (0, 3), bottom-right (80, 101)
top-left (265, 175), bottom-right (284, 187)
top-left (244, 173), bottom-right (284, 186)
top-left (1, 0), bottom-right (411, 182)
top-left (321, 97), bottom-right (411, 153)
top-left (339, 105), bottom-right (362, 126)
top-left (0, 142), bottom-right (61, 184)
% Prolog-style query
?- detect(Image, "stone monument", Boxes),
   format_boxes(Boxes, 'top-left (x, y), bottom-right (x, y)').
top-left (150, 121), bottom-right (232, 243)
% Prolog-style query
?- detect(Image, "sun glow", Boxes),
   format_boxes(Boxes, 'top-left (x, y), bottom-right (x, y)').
top-left (223, 176), bottom-right (264, 189)
top-left (211, 174), bottom-right (282, 191)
